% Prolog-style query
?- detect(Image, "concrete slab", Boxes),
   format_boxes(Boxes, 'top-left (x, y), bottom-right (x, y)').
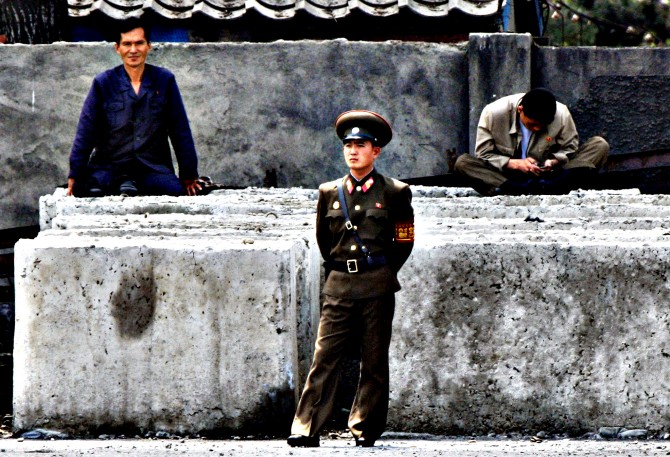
top-left (392, 241), bottom-right (670, 435)
top-left (15, 187), bottom-right (670, 436)
top-left (22, 189), bottom-right (313, 436)
top-left (13, 234), bottom-right (316, 435)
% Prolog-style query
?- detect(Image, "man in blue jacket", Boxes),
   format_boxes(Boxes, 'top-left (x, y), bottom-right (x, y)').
top-left (67, 19), bottom-right (201, 197)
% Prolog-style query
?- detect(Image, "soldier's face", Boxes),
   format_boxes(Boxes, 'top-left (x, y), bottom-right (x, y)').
top-left (343, 139), bottom-right (381, 178)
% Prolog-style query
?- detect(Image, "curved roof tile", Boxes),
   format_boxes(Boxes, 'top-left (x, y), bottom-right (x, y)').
top-left (67, 0), bottom-right (501, 20)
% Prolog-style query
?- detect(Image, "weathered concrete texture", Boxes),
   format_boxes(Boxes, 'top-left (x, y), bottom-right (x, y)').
top-left (389, 187), bottom-right (670, 435)
top-left (15, 187), bottom-right (670, 436)
top-left (14, 238), bottom-right (307, 435)
top-left (38, 188), bottom-right (320, 232)
top-left (0, 40), bottom-right (465, 230)
top-left (392, 242), bottom-right (670, 435)
top-left (534, 47), bottom-right (670, 155)
top-left (15, 189), bottom-right (322, 435)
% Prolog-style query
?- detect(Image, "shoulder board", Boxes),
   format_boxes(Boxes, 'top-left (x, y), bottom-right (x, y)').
top-left (319, 179), bottom-right (340, 191)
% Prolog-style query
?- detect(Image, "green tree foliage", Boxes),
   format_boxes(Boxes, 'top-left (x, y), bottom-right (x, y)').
top-left (544, 0), bottom-right (670, 46)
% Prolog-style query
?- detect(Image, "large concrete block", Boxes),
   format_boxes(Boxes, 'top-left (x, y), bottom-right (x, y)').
top-left (14, 237), bottom-right (312, 432)
top-left (388, 189), bottom-right (670, 435)
top-left (38, 188), bottom-right (324, 390)
top-left (17, 189), bottom-right (325, 435)
top-left (391, 240), bottom-right (670, 435)
top-left (16, 188), bottom-right (670, 436)
top-left (13, 235), bottom-right (313, 435)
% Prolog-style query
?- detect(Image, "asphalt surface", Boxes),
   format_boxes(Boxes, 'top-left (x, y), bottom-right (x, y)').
top-left (0, 437), bottom-right (668, 456)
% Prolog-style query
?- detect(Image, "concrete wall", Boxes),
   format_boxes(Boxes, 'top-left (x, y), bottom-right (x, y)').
top-left (3, 35), bottom-right (670, 230)
top-left (13, 188), bottom-right (670, 436)
top-left (534, 47), bottom-right (670, 155)
top-left (0, 40), bottom-right (466, 231)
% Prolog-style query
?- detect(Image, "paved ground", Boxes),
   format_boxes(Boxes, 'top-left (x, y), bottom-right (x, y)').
top-left (0, 437), bottom-right (667, 456)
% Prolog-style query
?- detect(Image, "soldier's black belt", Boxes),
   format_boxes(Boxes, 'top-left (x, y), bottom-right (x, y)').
top-left (326, 255), bottom-right (388, 274)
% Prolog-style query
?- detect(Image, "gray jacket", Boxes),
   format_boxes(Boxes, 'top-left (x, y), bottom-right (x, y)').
top-left (475, 93), bottom-right (579, 171)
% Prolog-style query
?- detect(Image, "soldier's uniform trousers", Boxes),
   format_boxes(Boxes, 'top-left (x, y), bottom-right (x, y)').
top-left (291, 293), bottom-right (395, 441)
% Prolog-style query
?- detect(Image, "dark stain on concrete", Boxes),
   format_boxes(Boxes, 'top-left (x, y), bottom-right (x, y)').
top-left (110, 265), bottom-right (157, 339)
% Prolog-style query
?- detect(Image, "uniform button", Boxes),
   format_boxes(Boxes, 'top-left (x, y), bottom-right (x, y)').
top-left (354, 205), bottom-right (361, 210)
top-left (351, 245), bottom-right (357, 251)
top-left (356, 186), bottom-right (362, 192)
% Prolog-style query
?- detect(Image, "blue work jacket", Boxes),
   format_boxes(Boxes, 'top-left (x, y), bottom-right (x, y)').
top-left (69, 64), bottom-right (198, 180)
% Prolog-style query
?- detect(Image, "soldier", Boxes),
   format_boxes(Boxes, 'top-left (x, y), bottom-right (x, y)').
top-left (287, 110), bottom-right (414, 448)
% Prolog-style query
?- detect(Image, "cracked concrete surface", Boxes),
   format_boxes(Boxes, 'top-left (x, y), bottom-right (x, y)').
top-left (12, 187), bottom-right (670, 437)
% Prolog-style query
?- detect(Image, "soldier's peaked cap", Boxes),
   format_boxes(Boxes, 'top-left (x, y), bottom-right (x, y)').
top-left (335, 110), bottom-right (393, 148)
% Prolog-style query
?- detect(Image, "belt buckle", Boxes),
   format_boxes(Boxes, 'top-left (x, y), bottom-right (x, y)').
top-left (346, 259), bottom-right (358, 273)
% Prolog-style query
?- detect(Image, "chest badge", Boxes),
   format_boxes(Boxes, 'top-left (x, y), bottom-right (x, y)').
top-left (333, 202), bottom-right (340, 209)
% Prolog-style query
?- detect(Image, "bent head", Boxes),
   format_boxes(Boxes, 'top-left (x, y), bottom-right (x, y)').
top-left (517, 109), bottom-right (545, 132)
top-left (517, 88), bottom-right (557, 132)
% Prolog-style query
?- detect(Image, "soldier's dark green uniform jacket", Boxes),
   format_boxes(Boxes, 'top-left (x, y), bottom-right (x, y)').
top-left (290, 168), bottom-right (414, 443)
top-left (289, 109), bottom-right (413, 447)
top-left (317, 170), bottom-right (414, 299)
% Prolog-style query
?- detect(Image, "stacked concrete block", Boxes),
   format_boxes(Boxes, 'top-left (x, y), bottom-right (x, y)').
top-left (15, 189), bottom-right (321, 435)
top-left (390, 188), bottom-right (670, 435)
top-left (14, 187), bottom-right (670, 436)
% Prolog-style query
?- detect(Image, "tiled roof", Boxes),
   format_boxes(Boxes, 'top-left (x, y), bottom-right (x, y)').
top-left (67, 0), bottom-right (501, 20)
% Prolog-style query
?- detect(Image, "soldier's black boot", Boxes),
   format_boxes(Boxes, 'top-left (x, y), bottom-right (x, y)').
top-left (287, 435), bottom-right (319, 447)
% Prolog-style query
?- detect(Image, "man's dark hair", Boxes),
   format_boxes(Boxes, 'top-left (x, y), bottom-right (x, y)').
top-left (115, 18), bottom-right (151, 45)
top-left (520, 88), bottom-right (557, 125)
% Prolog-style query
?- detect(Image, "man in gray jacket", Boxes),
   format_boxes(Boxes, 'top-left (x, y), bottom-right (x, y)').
top-left (455, 88), bottom-right (609, 196)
